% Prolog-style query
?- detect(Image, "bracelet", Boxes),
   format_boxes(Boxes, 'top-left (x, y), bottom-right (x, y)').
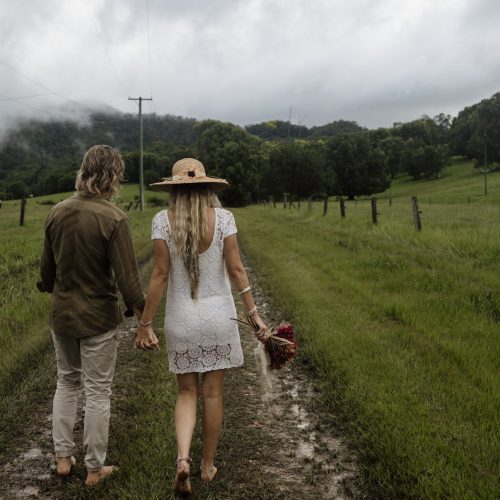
top-left (238, 285), bottom-right (251, 295)
top-left (246, 306), bottom-right (258, 317)
top-left (139, 318), bottom-right (153, 327)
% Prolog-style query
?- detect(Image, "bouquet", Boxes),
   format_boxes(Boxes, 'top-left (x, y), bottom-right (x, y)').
top-left (232, 315), bottom-right (298, 370)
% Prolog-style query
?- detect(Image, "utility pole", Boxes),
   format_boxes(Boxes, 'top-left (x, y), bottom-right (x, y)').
top-left (128, 96), bottom-right (152, 211)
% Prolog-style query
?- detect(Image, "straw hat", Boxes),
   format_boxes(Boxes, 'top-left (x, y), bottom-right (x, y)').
top-left (149, 158), bottom-right (229, 192)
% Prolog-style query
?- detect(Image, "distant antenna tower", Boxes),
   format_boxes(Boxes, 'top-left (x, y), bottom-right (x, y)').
top-left (128, 96), bottom-right (153, 211)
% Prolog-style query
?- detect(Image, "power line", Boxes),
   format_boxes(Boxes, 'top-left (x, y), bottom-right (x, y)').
top-left (84, 2), bottom-right (129, 96)
top-left (0, 92), bottom-right (51, 115)
top-left (145, 0), bottom-right (153, 99)
top-left (0, 91), bottom-right (59, 103)
top-left (0, 58), bottom-right (94, 113)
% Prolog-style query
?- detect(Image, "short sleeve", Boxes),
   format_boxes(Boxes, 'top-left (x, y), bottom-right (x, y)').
top-left (221, 209), bottom-right (237, 239)
top-left (151, 210), bottom-right (169, 240)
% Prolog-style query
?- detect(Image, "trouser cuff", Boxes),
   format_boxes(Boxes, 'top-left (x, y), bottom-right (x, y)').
top-left (55, 447), bottom-right (75, 458)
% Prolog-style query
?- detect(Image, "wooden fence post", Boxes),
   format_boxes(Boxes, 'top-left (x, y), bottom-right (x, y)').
top-left (339, 197), bottom-right (346, 218)
top-left (323, 197), bottom-right (328, 216)
top-left (20, 198), bottom-right (27, 226)
top-left (412, 196), bottom-right (422, 231)
top-left (371, 197), bottom-right (378, 224)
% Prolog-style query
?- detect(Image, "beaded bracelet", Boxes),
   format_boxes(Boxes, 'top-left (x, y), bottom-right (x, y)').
top-left (246, 305), bottom-right (258, 317)
top-left (139, 318), bottom-right (153, 327)
top-left (238, 285), bottom-right (251, 295)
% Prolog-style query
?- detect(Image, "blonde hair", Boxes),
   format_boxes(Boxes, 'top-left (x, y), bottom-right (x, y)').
top-left (169, 185), bottom-right (221, 299)
top-left (75, 145), bottom-right (124, 198)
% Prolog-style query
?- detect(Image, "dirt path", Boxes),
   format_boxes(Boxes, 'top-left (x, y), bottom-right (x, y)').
top-left (0, 259), bottom-right (363, 499)
top-left (204, 260), bottom-right (363, 499)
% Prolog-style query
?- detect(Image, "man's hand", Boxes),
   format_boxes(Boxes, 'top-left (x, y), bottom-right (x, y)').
top-left (134, 325), bottom-right (160, 350)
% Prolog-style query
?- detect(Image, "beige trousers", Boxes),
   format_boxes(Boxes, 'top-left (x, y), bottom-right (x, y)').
top-left (52, 327), bottom-right (118, 471)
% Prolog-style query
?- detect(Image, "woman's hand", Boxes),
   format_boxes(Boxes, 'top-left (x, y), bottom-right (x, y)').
top-left (134, 324), bottom-right (160, 350)
top-left (250, 311), bottom-right (269, 343)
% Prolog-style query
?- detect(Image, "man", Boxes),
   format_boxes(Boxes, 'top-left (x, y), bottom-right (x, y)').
top-left (38, 145), bottom-right (158, 486)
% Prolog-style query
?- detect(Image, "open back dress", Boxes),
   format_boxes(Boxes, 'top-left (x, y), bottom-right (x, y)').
top-left (151, 207), bottom-right (244, 374)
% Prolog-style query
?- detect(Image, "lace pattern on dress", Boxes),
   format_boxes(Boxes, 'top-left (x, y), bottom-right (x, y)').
top-left (150, 207), bottom-right (243, 374)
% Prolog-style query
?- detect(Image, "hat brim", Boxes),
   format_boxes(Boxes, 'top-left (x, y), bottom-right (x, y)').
top-left (149, 177), bottom-right (229, 192)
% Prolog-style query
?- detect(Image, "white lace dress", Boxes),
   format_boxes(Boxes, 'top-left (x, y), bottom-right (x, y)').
top-left (151, 208), bottom-right (244, 374)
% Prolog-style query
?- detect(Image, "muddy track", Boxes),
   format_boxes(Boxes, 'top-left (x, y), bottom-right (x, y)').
top-left (0, 257), bottom-right (364, 499)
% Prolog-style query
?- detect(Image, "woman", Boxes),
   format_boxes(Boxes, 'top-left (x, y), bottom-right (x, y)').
top-left (135, 158), bottom-right (267, 496)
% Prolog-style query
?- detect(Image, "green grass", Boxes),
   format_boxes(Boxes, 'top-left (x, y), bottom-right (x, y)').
top-left (374, 157), bottom-right (500, 205)
top-left (233, 159), bottom-right (500, 498)
top-left (2, 162), bottom-right (499, 498)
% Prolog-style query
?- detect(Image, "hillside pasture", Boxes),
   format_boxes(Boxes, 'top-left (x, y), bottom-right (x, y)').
top-left (234, 161), bottom-right (500, 498)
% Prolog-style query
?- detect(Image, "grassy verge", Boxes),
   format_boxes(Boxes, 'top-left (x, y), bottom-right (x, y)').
top-left (233, 171), bottom-right (500, 498)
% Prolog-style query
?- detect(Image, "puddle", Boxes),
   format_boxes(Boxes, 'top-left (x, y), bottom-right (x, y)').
top-left (22, 448), bottom-right (43, 460)
top-left (10, 486), bottom-right (39, 498)
top-left (244, 258), bottom-right (362, 499)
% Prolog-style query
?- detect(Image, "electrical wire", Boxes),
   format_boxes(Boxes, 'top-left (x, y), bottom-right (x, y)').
top-left (0, 58), bottom-right (94, 113)
top-left (0, 91), bottom-right (59, 103)
top-left (146, 0), bottom-right (153, 100)
top-left (84, 2), bottom-right (129, 97)
top-left (0, 92), bottom-right (51, 115)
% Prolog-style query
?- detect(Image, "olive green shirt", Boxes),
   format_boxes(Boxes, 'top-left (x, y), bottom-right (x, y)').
top-left (38, 192), bottom-right (145, 338)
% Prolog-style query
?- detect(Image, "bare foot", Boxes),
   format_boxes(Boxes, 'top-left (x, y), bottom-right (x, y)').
top-left (173, 458), bottom-right (192, 496)
top-left (55, 456), bottom-right (76, 477)
top-left (84, 465), bottom-right (118, 486)
top-left (200, 461), bottom-right (218, 482)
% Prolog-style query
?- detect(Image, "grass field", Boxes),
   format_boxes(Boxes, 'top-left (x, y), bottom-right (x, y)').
top-left (233, 159), bottom-right (500, 498)
top-left (1, 160), bottom-right (499, 498)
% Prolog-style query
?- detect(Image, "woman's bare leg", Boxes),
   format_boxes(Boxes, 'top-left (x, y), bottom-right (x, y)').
top-left (201, 369), bottom-right (225, 477)
top-left (175, 373), bottom-right (198, 460)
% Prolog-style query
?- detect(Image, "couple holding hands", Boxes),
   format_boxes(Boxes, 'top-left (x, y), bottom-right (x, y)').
top-left (39, 145), bottom-right (268, 495)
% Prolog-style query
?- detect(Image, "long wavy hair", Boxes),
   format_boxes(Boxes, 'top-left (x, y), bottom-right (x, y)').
top-left (169, 185), bottom-right (221, 299)
top-left (75, 145), bottom-right (124, 199)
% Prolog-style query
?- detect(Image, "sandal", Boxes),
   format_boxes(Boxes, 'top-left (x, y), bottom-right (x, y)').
top-left (173, 457), bottom-right (193, 496)
top-left (200, 460), bottom-right (218, 482)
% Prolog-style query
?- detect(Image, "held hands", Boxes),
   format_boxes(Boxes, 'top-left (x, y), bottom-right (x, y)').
top-left (134, 324), bottom-right (160, 350)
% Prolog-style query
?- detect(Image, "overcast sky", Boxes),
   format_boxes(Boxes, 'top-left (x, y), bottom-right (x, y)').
top-left (0, 0), bottom-right (499, 131)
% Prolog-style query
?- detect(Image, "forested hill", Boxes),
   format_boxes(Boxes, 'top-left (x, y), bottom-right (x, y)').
top-left (1, 91), bottom-right (499, 203)
top-left (0, 111), bottom-right (364, 199)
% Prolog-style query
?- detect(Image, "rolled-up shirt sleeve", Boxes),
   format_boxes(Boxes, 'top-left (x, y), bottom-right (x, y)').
top-left (107, 218), bottom-right (145, 314)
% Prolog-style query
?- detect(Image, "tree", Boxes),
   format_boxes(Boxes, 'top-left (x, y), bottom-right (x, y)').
top-left (400, 141), bottom-right (449, 180)
top-left (6, 180), bottom-right (27, 199)
top-left (264, 141), bottom-right (328, 200)
top-left (451, 93), bottom-right (500, 167)
top-left (379, 136), bottom-right (405, 178)
top-left (196, 121), bottom-right (264, 206)
top-left (326, 133), bottom-right (389, 199)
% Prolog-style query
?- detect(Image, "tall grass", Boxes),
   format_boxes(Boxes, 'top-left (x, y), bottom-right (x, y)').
top-left (233, 163), bottom-right (500, 498)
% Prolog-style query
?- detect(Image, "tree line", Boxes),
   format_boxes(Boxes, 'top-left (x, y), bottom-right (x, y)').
top-left (0, 92), bottom-right (499, 204)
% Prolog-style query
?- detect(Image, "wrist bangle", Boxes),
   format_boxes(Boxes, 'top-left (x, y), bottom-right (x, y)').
top-left (238, 286), bottom-right (251, 295)
top-left (246, 306), bottom-right (257, 317)
top-left (139, 319), bottom-right (153, 327)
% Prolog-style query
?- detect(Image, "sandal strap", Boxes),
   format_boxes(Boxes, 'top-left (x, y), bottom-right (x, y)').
top-left (176, 457), bottom-right (193, 466)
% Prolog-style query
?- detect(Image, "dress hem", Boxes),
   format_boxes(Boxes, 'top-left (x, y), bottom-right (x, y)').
top-left (168, 360), bottom-right (244, 375)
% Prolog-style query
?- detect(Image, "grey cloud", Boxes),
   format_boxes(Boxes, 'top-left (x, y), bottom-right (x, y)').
top-left (0, 0), bottom-right (499, 132)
